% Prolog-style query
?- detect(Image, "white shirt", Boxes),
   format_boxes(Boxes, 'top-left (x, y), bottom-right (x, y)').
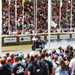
top-left (32, 37), bottom-right (37, 41)
top-left (69, 58), bottom-right (75, 75)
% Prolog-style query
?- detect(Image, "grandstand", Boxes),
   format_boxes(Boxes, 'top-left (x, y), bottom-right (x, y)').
top-left (2, 0), bottom-right (48, 34)
top-left (2, 0), bottom-right (75, 35)
top-left (1, 1), bottom-right (75, 75)
top-left (1, 0), bottom-right (75, 52)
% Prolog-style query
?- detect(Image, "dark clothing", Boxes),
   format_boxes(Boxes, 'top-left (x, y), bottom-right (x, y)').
top-left (32, 39), bottom-right (44, 50)
top-left (13, 63), bottom-right (25, 75)
top-left (28, 61), bottom-right (44, 75)
top-left (28, 60), bottom-right (53, 75)
top-left (0, 64), bottom-right (12, 75)
top-left (41, 60), bottom-right (53, 75)
top-left (45, 60), bottom-right (53, 74)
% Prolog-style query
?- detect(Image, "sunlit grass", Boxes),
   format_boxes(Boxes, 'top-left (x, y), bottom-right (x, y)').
top-left (2, 44), bottom-right (32, 52)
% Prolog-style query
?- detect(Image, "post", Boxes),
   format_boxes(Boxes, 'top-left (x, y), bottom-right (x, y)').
top-left (59, 0), bottom-right (62, 31)
top-left (0, 0), bottom-right (2, 53)
top-left (48, 0), bottom-right (52, 50)
top-left (34, 0), bottom-right (37, 34)
top-left (15, 0), bottom-right (17, 32)
top-left (8, 0), bottom-right (11, 34)
top-left (22, 0), bottom-right (25, 32)
top-left (70, 0), bottom-right (72, 31)
top-left (66, 0), bottom-right (68, 23)
top-left (35, 0), bottom-right (37, 34)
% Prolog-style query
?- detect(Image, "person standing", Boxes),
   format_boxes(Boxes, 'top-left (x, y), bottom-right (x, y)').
top-left (0, 58), bottom-right (12, 75)
top-left (69, 51), bottom-right (75, 75)
top-left (12, 57), bottom-right (25, 75)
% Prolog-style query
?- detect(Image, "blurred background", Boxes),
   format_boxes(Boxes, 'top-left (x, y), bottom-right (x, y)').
top-left (1, 0), bottom-right (75, 52)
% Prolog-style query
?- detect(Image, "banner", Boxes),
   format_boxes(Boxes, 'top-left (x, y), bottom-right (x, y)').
top-left (19, 36), bottom-right (31, 42)
top-left (72, 34), bottom-right (75, 39)
top-left (4, 37), bottom-right (17, 43)
top-left (60, 35), bottom-right (69, 39)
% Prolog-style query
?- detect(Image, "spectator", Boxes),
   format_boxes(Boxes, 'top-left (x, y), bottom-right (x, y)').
top-left (0, 58), bottom-right (12, 75)
top-left (0, 45), bottom-right (75, 75)
top-left (69, 51), bottom-right (75, 75)
top-left (12, 56), bottom-right (26, 75)
top-left (56, 59), bottom-right (70, 75)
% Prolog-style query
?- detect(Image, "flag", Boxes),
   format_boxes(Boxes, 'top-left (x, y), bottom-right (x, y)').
top-left (22, 0), bottom-right (31, 6)
top-left (22, 0), bottom-right (27, 6)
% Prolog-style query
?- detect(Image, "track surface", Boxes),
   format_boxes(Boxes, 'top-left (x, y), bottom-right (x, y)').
top-left (2, 44), bottom-right (32, 52)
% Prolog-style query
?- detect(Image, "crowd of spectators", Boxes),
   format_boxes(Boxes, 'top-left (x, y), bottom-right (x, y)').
top-left (51, 0), bottom-right (75, 32)
top-left (2, 0), bottom-right (48, 35)
top-left (2, 0), bottom-right (75, 35)
top-left (0, 45), bottom-right (75, 75)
